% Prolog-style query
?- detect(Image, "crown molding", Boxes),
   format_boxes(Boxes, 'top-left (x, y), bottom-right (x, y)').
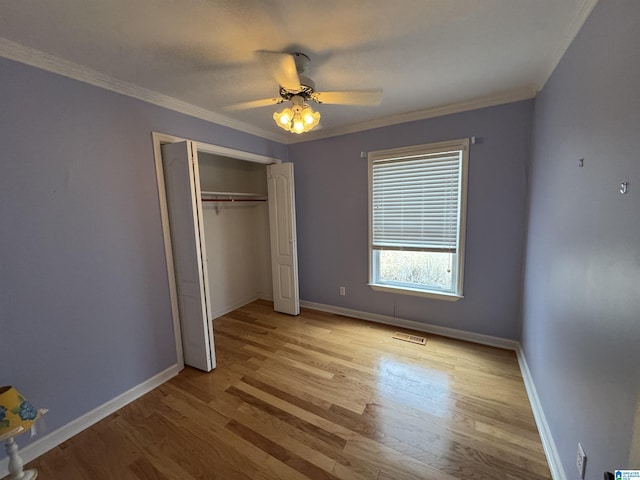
top-left (0, 37), bottom-right (288, 144)
top-left (2, 0), bottom-right (593, 149)
top-left (535, 0), bottom-right (599, 92)
top-left (286, 87), bottom-right (537, 144)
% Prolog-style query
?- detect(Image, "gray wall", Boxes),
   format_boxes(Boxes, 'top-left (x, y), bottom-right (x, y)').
top-left (0, 57), bottom-right (286, 456)
top-left (289, 100), bottom-right (533, 340)
top-left (521, 0), bottom-right (640, 478)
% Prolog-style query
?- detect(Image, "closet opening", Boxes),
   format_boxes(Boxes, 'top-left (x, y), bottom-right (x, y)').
top-left (199, 152), bottom-right (273, 319)
top-left (152, 132), bottom-right (299, 372)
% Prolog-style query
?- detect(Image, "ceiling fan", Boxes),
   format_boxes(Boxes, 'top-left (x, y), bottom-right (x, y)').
top-left (227, 52), bottom-right (383, 134)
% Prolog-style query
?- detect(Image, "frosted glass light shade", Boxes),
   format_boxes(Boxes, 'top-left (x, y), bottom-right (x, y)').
top-left (273, 102), bottom-right (320, 134)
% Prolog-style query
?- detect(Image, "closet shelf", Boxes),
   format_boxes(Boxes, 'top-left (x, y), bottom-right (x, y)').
top-left (201, 191), bottom-right (267, 202)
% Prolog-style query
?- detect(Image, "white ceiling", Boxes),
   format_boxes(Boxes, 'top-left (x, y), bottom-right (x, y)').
top-left (0, 0), bottom-right (597, 143)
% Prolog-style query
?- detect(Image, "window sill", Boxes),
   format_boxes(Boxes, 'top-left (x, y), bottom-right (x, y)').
top-left (368, 283), bottom-right (463, 301)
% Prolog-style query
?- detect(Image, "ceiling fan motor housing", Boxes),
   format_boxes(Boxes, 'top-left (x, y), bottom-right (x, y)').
top-left (227, 50), bottom-right (381, 115)
top-left (279, 52), bottom-right (319, 101)
top-left (292, 52), bottom-right (310, 74)
top-left (279, 80), bottom-right (315, 101)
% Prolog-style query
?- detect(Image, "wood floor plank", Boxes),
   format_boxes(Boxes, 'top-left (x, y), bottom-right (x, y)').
top-left (226, 420), bottom-right (341, 480)
top-left (225, 385), bottom-right (347, 449)
top-left (28, 301), bottom-right (551, 480)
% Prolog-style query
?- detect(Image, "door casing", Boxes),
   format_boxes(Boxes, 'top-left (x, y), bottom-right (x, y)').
top-left (152, 131), bottom-right (282, 369)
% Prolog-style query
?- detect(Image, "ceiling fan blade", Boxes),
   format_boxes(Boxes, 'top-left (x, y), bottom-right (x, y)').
top-left (225, 97), bottom-right (282, 111)
top-left (312, 89), bottom-right (383, 106)
top-left (257, 51), bottom-right (302, 92)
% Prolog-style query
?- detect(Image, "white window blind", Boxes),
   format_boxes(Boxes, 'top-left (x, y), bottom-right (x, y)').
top-left (371, 149), bottom-right (463, 253)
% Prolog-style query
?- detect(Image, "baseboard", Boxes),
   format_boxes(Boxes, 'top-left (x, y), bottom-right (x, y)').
top-left (1, 304), bottom-right (564, 480)
top-left (516, 346), bottom-right (567, 480)
top-left (300, 300), bottom-right (565, 479)
top-left (210, 295), bottom-right (275, 321)
top-left (299, 300), bottom-right (519, 350)
top-left (210, 296), bottom-right (261, 320)
top-left (0, 363), bottom-right (181, 478)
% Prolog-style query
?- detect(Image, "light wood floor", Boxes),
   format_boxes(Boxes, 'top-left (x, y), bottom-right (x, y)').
top-left (29, 300), bottom-right (551, 479)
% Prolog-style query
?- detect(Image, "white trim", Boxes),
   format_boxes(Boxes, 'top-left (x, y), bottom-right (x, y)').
top-left (1, 0), bottom-right (597, 148)
top-left (152, 133), bottom-right (186, 370)
top-left (209, 294), bottom-right (274, 322)
top-left (535, 0), bottom-right (599, 92)
top-left (367, 138), bottom-right (469, 299)
top-left (0, 364), bottom-right (181, 478)
top-left (288, 87), bottom-right (536, 143)
top-left (299, 300), bottom-right (565, 479)
top-left (152, 132), bottom-right (284, 368)
top-left (368, 283), bottom-right (463, 301)
top-left (516, 346), bottom-right (567, 480)
top-left (457, 139), bottom-right (470, 297)
top-left (0, 37), bottom-right (287, 144)
top-left (258, 293), bottom-right (274, 302)
top-left (0, 36), bottom-right (534, 145)
top-left (209, 296), bottom-right (261, 321)
top-left (299, 300), bottom-right (518, 350)
top-left (196, 143), bottom-right (281, 165)
top-left (0, 295), bottom-right (565, 480)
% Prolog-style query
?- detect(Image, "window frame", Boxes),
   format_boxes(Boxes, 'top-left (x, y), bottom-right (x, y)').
top-left (367, 138), bottom-right (469, 301)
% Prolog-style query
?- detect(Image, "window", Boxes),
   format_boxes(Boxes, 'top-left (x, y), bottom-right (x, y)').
top-left (368, 138), bottom-right (469, 300)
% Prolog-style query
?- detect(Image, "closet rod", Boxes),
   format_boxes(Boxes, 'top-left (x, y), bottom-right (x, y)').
top-left (201, 198), bottom-right (266, 202)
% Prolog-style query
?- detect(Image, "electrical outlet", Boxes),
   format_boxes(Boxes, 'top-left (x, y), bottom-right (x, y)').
top-left (339, 286), bottom-right (346, 296)
top-left (576, 443), bottom-right (587, 479)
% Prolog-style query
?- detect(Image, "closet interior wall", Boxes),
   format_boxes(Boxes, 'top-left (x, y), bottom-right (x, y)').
top-left (198, 152), bottom-right (273, 319)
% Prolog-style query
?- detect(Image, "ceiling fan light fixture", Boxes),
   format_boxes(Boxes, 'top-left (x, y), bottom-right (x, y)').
top-left (275, 107), bottom-right (293, 125)
top-left (273, 97), bottom-right (320, 134)
top-left (293, 118), bottom-right (305, 133)
top-left (302, 105), bottom-right (320, 125)
top-left (229, 52), bottom-right (382, 133)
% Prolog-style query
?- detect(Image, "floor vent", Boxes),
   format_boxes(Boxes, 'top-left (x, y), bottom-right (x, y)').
top-left (393, 332), bottom-right (426, 345)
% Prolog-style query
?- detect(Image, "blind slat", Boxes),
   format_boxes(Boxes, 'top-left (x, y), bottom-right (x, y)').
top-left (371, 150), bottom-right (462, 250)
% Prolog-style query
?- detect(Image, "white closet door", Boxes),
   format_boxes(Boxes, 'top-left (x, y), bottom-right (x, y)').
top-left (161, 141), bottom-right (216, 371)
top-left (267, 163), bottom-right (300, 315)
